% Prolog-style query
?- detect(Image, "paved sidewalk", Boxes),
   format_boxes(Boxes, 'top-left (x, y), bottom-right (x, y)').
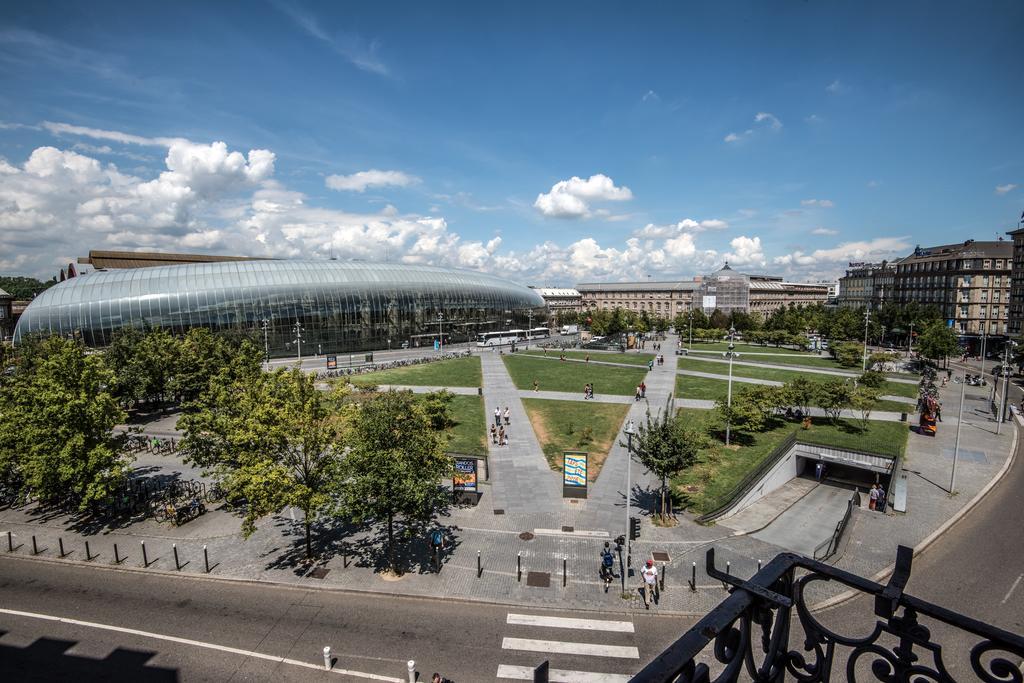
top-left (479, 352), bottom-right (562, 515)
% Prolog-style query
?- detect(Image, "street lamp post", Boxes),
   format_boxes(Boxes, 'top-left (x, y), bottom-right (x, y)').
top-left (908, 321), bottom-right (914, 358)
top-left (293, 320), bottom-right (303, 368)
top-left (725, 326), bottom-right (737, 446)
top-left (950, 369), bottom-right (967, 494)
top-left (261, 318), bottom-right (270, 368)
top-left (623, 419), bottom-right (636, 585)
top-left (438, 313), bottom-right (444, 353)
top-left (688, 309), bottom-right (693, 350)
top-left (862, 308), bottom-right (871, 372)
top-left (979, 329), bottom-right (987, 377)
top-left (997, 341), bottom-right (1016, 434)
top-left (527, 309), bottom-right (533, 349)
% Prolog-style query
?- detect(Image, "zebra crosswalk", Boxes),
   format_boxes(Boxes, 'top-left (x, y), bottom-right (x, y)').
top-left (496, 612), bottom-right (638, 682)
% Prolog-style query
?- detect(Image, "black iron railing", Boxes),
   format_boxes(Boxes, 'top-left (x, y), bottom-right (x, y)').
top-left (632, 546), bottom-right (1024, 682)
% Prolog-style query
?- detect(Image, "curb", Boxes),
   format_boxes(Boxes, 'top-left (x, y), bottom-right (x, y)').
top-left (810, 416), bottom-right (1020, 613)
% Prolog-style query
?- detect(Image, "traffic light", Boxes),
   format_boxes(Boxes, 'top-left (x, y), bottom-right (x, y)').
top-left (629, 516), bottom-right (641, 541)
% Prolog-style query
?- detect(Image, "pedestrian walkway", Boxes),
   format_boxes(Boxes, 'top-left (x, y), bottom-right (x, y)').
top-left (680, 353), bottom-right (919, 384)
top-left (517, 390), bottom-right (632, 405)
top-left (495, 612), bottom-right (636, 681)
top-left (676, 369), bottom-right (915, 404)
top-left (371, 384), bottom-right (480, 395)
top-left (480, 352), bottom-right (562, 515)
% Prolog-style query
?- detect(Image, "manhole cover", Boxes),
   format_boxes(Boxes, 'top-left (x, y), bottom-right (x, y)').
top-left (652, 551), bottom-right (670, 562)
top-left (519, 532), bottom-right (535, 541)
top-left (494, 509), bottom-right (505, 515)
top-left (309, 567), bottom-right (331, 579)
top-left (526, 571), bottom-right (550, 588)
top-left (561, 525), bottom-right (574, 533)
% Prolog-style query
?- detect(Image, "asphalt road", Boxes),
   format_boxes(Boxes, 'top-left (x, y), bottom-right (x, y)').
top-left (0, 556), bottom-right (696, 682)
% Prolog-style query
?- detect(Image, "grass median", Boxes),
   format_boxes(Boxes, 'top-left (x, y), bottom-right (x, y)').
top-left (674, 374), bottom-right (914, 413)
top-left (348, 355), bottom-right (482, 388)
top-left (673, 409), bottom-right (909, 515)
top-left (503, 353), bottom-right (648, 395)
top-left (522, 398), bottom-right (630, 480)
top-left (522, 349), bottom-right (655, 366)
top-left (445, 394), bottom-right (487, 455)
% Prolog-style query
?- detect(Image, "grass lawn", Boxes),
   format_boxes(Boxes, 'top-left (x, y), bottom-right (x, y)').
top-left (682, 342), bottom-right (812, 355)
top-left (673, 409), bottom-right (910, 515)
top-left (348, 355), bottom-right (482, 388)
top-left (444, 395), bottom-right (487, 455)
top-left (522, 398), bottom-right (630, 480)
top-left (676, 357), bottom-right (917, 399)
top-left (522, 349), bottom-right (655, 366)
top-left (685, 349), bottom-right (845, 370)
top-left (503, 353), bottom-right (648, 396)
top-left (674, 375), bottom-right (913, 413)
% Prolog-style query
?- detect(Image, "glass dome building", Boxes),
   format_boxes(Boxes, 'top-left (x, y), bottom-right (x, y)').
top-left (14, 260), bottom-right (547, 355)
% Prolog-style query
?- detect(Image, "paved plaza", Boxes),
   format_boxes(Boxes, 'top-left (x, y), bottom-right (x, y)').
top-left (1, 333), bottom-right (1018, 617)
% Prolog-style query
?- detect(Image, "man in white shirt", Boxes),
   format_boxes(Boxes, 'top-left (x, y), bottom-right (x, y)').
top-left (640, 559), bottom-right (658, 609)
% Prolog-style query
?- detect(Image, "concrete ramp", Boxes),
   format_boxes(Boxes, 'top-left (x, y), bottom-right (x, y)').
top-left (718, 478), bottom-right (818, 535)
top-left (751, 484), bottom-right (852, 557)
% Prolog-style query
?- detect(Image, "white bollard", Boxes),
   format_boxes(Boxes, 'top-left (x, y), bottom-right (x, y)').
top-left (323, 646), bottom-right (331, 671)
top-left (407, 659), bottom-right (415, 683)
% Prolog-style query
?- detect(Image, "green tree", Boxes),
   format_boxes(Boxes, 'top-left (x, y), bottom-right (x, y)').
top-left (709, 309), bottom-right (730, 329)
top-left (786, 377), bottom-right (816, 416)
top-left (341, 390), bottom-right (452, 573)
top-left (814, 380), bottom-right (852, 423)
top-left (918, 322), bottom-right (959, 367)
top-left (627, 396), bottom-right (706, 521)
top-left (420, 390), bottom-right (455, 431)
top-left (0, 275), bottom-right (57, 299)
top-left (0, 337), bottom-right (129, 510)
top-left (850, 387), bottom-right (879, 429)
top-left (715, 386), bottom-right (766, 436)
top-left (178, 368), bottom-right (346, 558)
top-left (832, 341), bottom-right (863, 368)
top-left (171, 329), bottom-right (262, 406)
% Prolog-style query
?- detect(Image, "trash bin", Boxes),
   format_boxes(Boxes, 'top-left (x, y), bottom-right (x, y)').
top-left (365, 353), bottom-right (373, 363)
top-left (900, 412), bottom-right (907, 422)
top-left (478, 387), bottom-right (483, 396)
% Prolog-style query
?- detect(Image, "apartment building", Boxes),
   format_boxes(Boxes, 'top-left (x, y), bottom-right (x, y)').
top-left (837, 261), bottom-right (899, 309)
top-left (893, 240), bottom-right (1012, 337)
top-left (1006, 227), bottom-right (1024, 336)
top-left (748, 279), bottom-right (832, 317)
top-left (577, 281), bottom-right (698, 318)
top-left (530, 287), bottom-right (582, 316)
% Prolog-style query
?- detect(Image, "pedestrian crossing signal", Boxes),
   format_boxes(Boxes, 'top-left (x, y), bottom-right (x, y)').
top-left (629, 516), bottom-right (640, 540)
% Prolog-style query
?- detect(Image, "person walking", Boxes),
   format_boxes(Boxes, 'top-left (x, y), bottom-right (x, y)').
top-left (869, 484), bottom-right (878, 511)
top-left (494, 407), bottom-right (501, 427)
top-left (533, 379), bottom-right (539, 392)
top-left (585, 354), bottom-right (590, 364)
top-left (490, 424), bottom-right (498, 444)
top-left (429, 528), bottom-right (445, 572)
top-left (640, 559), bottom-right (659, 609)
top-left (815, 461), bottom-right (823, 482)
top-left (876, 484), bottom-right (886, 512)
top-left (648, 359), bottom-right (655, 371)
top-left (504, 407), bottom-right (510, 426)
top-left (498, 426), bottom-right (505, 446)
top-left (635, 385), bottom-right (642, 401)
top-left (640, 381), bottom-right (646, 398)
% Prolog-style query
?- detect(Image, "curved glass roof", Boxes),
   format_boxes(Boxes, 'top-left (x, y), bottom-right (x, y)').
top-left (14, 260), bottom-right (545, 346)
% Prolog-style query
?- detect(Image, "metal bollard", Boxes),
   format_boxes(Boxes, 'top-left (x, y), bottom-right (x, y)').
top-left (7, 530), bottom-right (12, 552)
top-left (689, 561), bottom-right (697, 592)
top-left (517, 552), bottom-right (522, 582)
top-left (477, 550), bottom-right (482, 578)
top-left (85, 540), bottom-right (93, 561)
top-left (59, 537), bottom-right (67, 558)
top-left (407, 659), bottom-right (415, 683)
top-left (204, 545), bottom-right (210, 573)
top-left (32, 535), bottom-right (39, 555)
top-left (323, 646), bottom-right (331, 671)
top-left (563, 556), bottom-right (567, 587)
top-left (757, 559), bottom-right (762, 573)
top-left (114, 542), bottom-right (122, 564)
top-left (723, 561), bottom-right (730, 590)
top-left (660, 563), bottom-right (665, 591)
top-left (173, 544), bottom-right (180, 571)
top-left (141, 541), bottom-right (148, 567)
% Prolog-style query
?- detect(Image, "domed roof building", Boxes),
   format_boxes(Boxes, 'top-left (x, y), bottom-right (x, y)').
top-left (14, 260), bottom-right (547, 355)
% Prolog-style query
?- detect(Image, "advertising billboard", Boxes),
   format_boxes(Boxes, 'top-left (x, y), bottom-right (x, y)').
top-left (562, 451), bottom-right (588, 499)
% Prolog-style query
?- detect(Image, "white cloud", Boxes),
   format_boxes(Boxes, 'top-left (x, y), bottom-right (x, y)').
top-left (867, 180), bottom-right (881, 188)
top-left (42, 121), bottom-right (183, 147)
top-left (724, 235), bottom-right (765, 267)
top-left (773, 237), bottom-right (911, 268)
top-left (995, 183), bottom-right (1017, 195)
top-left (811, 227), bottom-right (839, 236)
top-left (270, 1), bottom-right (389, 76)
top-left (754, 112), bottom-right (782, 131)
top-left (725, 112), bottom-right (782, 144)
top-left (805, 114), bottom-right (822, 124)
top-left (801, 198), bottom-right (835, 208)
top-left (534, 174), bottom-right (633, 218)
top-left (633, 218), bottom-right (729, 239)
top-left (642, 90), bottom-right (660, 103)
top-left (325, 169), bottom-right (419, 193)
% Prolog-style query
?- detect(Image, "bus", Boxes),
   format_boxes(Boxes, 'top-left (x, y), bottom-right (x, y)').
top-left (476, 330), bottom-right (526, 347)
top-left (407, 332), bottom-right (452, 348)
top-left (527, 327), bottom-right (550, 339)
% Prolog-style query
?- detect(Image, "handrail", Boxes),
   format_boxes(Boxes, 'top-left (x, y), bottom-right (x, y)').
top-left (813, 491), bottom-right (856, 561)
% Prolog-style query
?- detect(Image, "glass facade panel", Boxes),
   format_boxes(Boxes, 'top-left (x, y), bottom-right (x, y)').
top-left (15, 260), bottom-right (547, 355)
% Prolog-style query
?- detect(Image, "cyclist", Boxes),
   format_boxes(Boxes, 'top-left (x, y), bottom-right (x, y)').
top-left (429, 528), bottom-right (445, 571)
top-left (640, 559), bottom-right (658, 609)
top-left (599, 541), bottom-right (616, 591)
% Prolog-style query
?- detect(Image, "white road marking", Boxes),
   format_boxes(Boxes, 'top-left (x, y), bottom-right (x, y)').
top-left (1002, 574), bottom-right (1023, 604)
top-left (0, 607), bottom-right (401, 681)
top-left (496, 664), bottom-right (630, 682)
top-left (533, 528), bottom-right (610, 538)
top-left (501, 637), bottom-right (639, 659)
top-left (506, 613), bottom-right (634, 633)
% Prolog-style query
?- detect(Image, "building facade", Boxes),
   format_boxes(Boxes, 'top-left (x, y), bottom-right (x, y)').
top-left (0, 288), bottom-right (12, 341)
top-left (530, 287), bottom-right (582, 317)
top-left (577, 281), bottom-right (697, 318)
top-left (1007, 228), bottom-right (1024, 336)
top-left (893, 241), bottom-right (1012, 337)
top-left (837, 261), bottom-right (899, 309)
top-left (748, 279), bottom-right (832, 317)
top-left (699, 264), bottom-right (749, 315)
top-left (15, 260), bottom-right (547, 354)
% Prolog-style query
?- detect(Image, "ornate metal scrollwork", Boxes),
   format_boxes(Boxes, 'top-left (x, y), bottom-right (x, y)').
top-left (630, 546), bottom-right (1024, 683)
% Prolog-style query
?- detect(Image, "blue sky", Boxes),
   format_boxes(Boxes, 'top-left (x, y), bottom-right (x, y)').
top-left (1, 1), bottom-right (1022, 284)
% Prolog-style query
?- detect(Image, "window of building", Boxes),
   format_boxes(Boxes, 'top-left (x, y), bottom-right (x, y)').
top-left (983, 275), bottom-right (990, 287)
top-left (960, 305), bottom-right (968, 317)
top-left (984, 260), bottom-right (992, 268)
top-left (980, 306), bottom-right (987, 318)
top-left (963, 259), bottom-right (973, 269)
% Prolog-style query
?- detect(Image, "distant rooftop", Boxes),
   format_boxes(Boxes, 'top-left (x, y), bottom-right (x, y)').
top-left (576, 281), bottom-right (699, 292)
top-left (78, 249), bottom-right (269, 270)
top-left (902, 240), bottom-right (1011, 261)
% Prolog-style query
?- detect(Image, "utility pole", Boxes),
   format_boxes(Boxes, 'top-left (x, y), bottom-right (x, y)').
top-left (438, 313), bottom-right (444, 353)
top-left (950, 369), bottom-right (966, 494)
top-left (979, 329), bottom-right (987, 376)
top-left (688, 309), bottom-right (693, 349)
top-left (623, 420), bottom-right (636, 580)
top-left (997, 341), bottom-right (1016, 434)
top-left (261, 318), bottom-right (270, 368)
top-left (862, 308), bottom-right (870, 372)
top-left (293, 320), bottom-right (303, 368)
top-left (725, 326), bottom-right (737, 446)
top-left (908, 321), bottom-right (914, 358)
